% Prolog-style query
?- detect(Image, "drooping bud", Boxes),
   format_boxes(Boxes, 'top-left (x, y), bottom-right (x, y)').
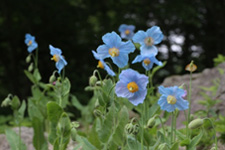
top-left (94, 99), bottom-right (100, 108)
top-left (125, 123), bottom-right (134, 134)
top-left (133, 124), bottom-right (139, 135)
top-left (89, 75), bottom-right (98, 86)
top-left (11, 96), bottom-right (21, 110)
top-left (71, 121), bottom-right (80, 128)
top-left (71, 128), bottom-right (77, 141)
top-left (26, 54), bottom-right (32, 63)
top-left (188, 118), bottom-right (204, 129)
top-left (93, 109), bottom-right (102, 117)
top-left (28, 63), bottom-right (34, 72)
top-left (147, 117), bottom-right (155, 128)
top-left (1, 95), bottom-right (12, 107)
top-left (49, 74), bottom-right (56, 83)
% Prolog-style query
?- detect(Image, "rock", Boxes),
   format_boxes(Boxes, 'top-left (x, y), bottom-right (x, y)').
top-left (161, 62), bottom-right (225, 127)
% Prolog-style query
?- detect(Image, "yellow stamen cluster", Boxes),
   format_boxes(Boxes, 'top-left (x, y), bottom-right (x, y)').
top-left (125, 29), bottom-right (130, 35)
top-left (97, 61), bottom-right (104, 69)
top-left (143, 58), bottom-right (151, 66)
top-left (144, 37), bottom-right (154, 46)
top-left (27, 40), bottom-right (32, 46)
top-left (51, 54), bottom-right (60, 62)
top-left (167, 95), bottom-right (177, 105)
top-left (108, 47), bottom-right (119, 57)
top-left (127, 82), bottom-right (139, 93)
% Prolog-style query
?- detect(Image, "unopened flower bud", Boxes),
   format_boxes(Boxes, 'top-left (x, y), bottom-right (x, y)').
top-left (89, 75), bottom-right (97, 86)
top-left (71, 128), bottom-right (77, 141)
top-left (49, 74), bottom-right (56, 83)
top-left (125, 123), bottom-right (134, 134)
top-left (28, 63), bottom-right (33, 72)
top-left (95, 99), bottom-right (100, 108)
top-left (147, 117), bottom-right (155, 128)
top-left (71, 121), bottom-right (80, 128)
top-left (1, 96), bottom-right (12, 107)
top-left (188, 118), bottom-right (204, 129)
top-left (133, 124), bottom-right (139, 135)
top-left (93, 109), bottom-right (102, 117)
top-left (26, 54), bottom-right (32, 63)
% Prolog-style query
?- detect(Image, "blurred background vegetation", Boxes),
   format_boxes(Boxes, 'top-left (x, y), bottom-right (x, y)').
top-left (0, 0), bottom-right (225, 116)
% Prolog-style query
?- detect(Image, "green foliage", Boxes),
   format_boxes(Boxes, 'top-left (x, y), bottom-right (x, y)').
top-left (213, 54), bottom-right (225, 66)
top-left (5, 128), bottom-right (27, 150)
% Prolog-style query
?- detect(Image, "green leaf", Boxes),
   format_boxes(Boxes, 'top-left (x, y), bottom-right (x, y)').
top-left (28, 99), bottom-right (44, 121)
top-left (112, 106), bottom-right (129, 145)
top-left (24, 70), bottom-right (35, 84)
top-left (98, 104), bottom-right (116, 143)
top-left (17, 101), bottom-right (26, 121)
top-left (62, 78), bottom-right (71, 97)
top-left (71, 95), bottom-right (83, 111)
top-left (33, 68), bottom-right (42, 82)
top-left (180, 138), bottom-right (190, 146)
top-left (5, 128), bottom-right (27, 150)
top-left (187, 129), bottom-right (203, 150)
top-left (127, 135), bottom-right (147, 150)
top-left (171, 141), bottom-right (179, 150)
top-left (76, 135), bottom-right (98, 150)
top-left (47, 102), bottom-right (63, 144)
top-left (32, 117), bottom-right (48, 150)
top-left (11, 95), bottom-right (20, 110)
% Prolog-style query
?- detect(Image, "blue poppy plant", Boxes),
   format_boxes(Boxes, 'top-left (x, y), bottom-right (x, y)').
top-left (118, 24), bottom-right (135, 40)
top-left (158, 85), bottom-right (189, 112)
top-left (49, 45), bottom-right (68, 73)
top-left (96, 31), bottom-right (135, 68)
top-left (115, 69), bottom-right (149, 106)
top-left (92, 51), bottom-right (115, 76)
top-left (24, 33), bottom-right (38, 53)
top-left (132, 26), bottom-right (163, 56)
top-left (132, 54), bottom-right (163, 71)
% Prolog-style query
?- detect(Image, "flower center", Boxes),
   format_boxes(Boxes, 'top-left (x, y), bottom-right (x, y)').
top-left (27, 40), bottom-right (32, 46)
top-left (97, 61), bottom-right (104, 69)
top-left (143, 58), bottom-right (151, 66)
top-left (125, 29), bottom-right (130, 35)
top-left (144, 37), bottom-right (154, 46)
top-left (108, 47), bottom-right (119, 57)
top-left (167, 95), bottom-right (177, 104)
top-left (51, 54), bottom-right (60, 62)
top-left (127, 82), bottom-right (139, 93)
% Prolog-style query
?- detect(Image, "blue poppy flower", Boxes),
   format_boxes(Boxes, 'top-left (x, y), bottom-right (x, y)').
top-left (132, 26), bottom-right (163, 56)
top-left (96, 32), bottom-right (135, 68)
top-left (49, 45), bottom-right (68, 73)
top-left (115, 69), bottom-right (149, 106)
top-left (132, 54), bottom-right (163, 71)
top-left (158, 85), bottom-right (189, 112)
top-left (118, 24), bottom-right (135, 40)
top-left (92, 51), bottom-right (115, 76)
top-left (24, 33), bottom-right (38, 53)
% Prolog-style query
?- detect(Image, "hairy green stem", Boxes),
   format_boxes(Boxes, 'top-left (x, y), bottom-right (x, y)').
top-left (187, 71), bottom-right (192, 137)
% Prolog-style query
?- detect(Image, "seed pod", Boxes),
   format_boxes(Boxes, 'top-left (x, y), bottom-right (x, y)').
top-left (188, 118), bottom-right (204, 129)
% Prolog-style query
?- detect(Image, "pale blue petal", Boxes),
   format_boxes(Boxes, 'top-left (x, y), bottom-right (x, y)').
top-left (140, 45), bottom-right (158, 56)
top-left (118, 24), bottom-right (127, 32)
top-left (118, 40), bottom-right (135, 54)
top-left (102, 32), bottom-right (121, 47)
top-left (111, 53), bottom-right (128, 68)
top-left (151, 56), bottom-right (163, 66)
top-left (129, 89), bottom-right (147, 106)
top-left (132, 30), bottom-right (147, 45)
top-left (27, 42), bottom-right (38, 53)
top-left (103, 62), bottom-right (116, 76)
top-left (135, 74), bottom-right (149, 90)
top-left (146, 26), bottom-right (163, 44)
top-left (49, 45), bottom-right (62, 56)
top-left (115, 81), bottom-right (134, 98)
top-left (158, 86), bottom-right (170, 95)
top-left (175, 98), bottom-right (189, 111)
top-left (96, 45), bottom-right (110, 59)
top-left (132, 55), bottom-right (144, 64)
top-left (142, 61), bottom-right (153, 70)
top-left (56, 60), bottom-right (65, 73)
top-left (119, 69), bottom-right (135, 84)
